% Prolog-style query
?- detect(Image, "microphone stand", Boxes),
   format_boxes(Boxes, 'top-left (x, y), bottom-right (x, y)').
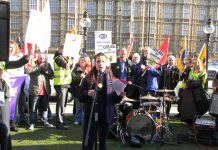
top-left (156, 65), bottom-right (179, 147)
top-left (84, 89), bottom-right (98, 150)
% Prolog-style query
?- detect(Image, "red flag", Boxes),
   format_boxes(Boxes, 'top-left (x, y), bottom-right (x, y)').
top-left (21, 43), bottom-right (32, 55)
top-left (127, 39), bottom-right (134, 58)
top-left (156, 35), bottom-right (170, 68)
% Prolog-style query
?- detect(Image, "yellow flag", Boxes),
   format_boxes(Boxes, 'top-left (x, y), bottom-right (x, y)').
top-left (71, 25), bottom-right (77, 34)
top-left (198, 43), bottom-right (206, 71)
top-left (177, 36), bottom-right (187, 73)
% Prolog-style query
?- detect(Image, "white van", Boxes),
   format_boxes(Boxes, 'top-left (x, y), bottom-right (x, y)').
top-left (207, 63), bottom-right (218, 90)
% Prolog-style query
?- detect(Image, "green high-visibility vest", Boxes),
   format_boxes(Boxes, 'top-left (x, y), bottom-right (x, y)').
top-left (53, 57), bottom-right (72, 85)
top-left (0, 61), bottom-right (6, 71)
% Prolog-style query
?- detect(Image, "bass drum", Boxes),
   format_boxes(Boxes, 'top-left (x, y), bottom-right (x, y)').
top-left (126, 110), bottom-right (156, 142)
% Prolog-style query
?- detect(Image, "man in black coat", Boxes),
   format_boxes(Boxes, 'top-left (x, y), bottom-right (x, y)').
top-left (158, 55), bottom-right (180, 117)
top-left (111, 48), bottom-right (137, 99)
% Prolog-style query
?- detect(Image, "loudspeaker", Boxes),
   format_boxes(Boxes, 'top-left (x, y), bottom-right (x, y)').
top-left (0, 1), bottom-right (10, 62)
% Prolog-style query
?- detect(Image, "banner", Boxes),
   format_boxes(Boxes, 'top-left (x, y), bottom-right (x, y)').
top-left (38, 0), bottom-right (51, 52)
top-left (63, 33), bottom-right (82, 59)
top-left (198, 43), bottom-right (206, 71)
top-left (95, 31), bottom-right (112, 54)
top-left (156, 35), bottom-right (170, 68)
top-left (25, 0), bottom-right (51, 52)
top-left (147, 47), bottom-right (165, 68)
top-left (9, 75), bottom-right (26, 121)
top-left (177, 36), bottom-right (187, 73)
top-left (101, 44), bottom-right (117, 63)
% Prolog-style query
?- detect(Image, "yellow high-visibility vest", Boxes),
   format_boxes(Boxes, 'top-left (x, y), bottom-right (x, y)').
top-left (0, 61), bottom-right (6, 71)
top-left (53, 57), bottom-right (72, 85)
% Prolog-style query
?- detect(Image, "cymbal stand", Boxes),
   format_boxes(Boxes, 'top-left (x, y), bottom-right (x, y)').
top-left (109, 103), bottom-right (126, 144)
top-left (157, 90), bottom-right (178, 144)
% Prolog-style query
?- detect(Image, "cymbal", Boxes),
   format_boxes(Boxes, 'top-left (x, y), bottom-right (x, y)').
top-left (121, 97), bottom-right (136, 102)
top-left (140, 95), bottom-right (158, 100)
top-left (158, 97), bottom-right (173, 101)
top-left (156, 89), bottom-right (174, 93)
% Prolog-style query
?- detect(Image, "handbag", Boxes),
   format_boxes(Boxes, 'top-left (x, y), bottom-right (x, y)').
top-left (209, 93), bottom-right (218, 116)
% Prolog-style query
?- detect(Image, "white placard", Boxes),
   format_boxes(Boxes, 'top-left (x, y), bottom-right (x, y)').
top-left (25, 10), bottom-right (42, 44)
top-left (63, 33), bottom-right (82, 59)
top-left (0, 91), bottom-right (5, 106)
top-left (147, 47), bottom-right (165, 67)
top-left (102, 44), bottom-right (117, 63)
top-left (95, 31), bottom-right (112, 54)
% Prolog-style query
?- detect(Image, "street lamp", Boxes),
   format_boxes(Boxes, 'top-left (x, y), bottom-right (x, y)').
top-left (80, 11), bottom-right (91, 54)
top-left (203, 18), bottom-right (215, 89)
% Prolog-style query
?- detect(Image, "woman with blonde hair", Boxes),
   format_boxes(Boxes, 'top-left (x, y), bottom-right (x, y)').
top-left (180, 58), bottom-right (207, 125)
top-left (70, 53), bottom-right (91, 125)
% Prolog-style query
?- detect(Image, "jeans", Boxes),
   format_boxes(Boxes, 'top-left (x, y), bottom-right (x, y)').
top-left (29, 95), bottom-right (49, 124)
top-left (74, 98), bottom-right (84, 123)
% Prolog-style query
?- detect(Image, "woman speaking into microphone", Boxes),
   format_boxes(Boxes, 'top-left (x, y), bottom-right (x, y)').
top-left (79, 52), bottom-right (125, 150)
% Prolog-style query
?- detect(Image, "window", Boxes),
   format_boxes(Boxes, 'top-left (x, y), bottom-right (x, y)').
top-left (86, 0), bottom-right (95, 15)
top-left (121, 2), bottom-right (130, 16)
top-left (133, 22), bottom-right (139, 34)
top-left (105, 2), bottom-right (113, 16)
top-left (29, 0), bottom-right (37, 10)
top-left (11, 16), bottom-right (21, 29)
top-left (68, 0), bottom-right (75, 13)
top-left (182, 24), bottom-right (189, 35)
top-left (196, 25), bottom-right (204, 36)
top-left (150, 3), bottom-right (156, 18)
top-left (213, 42), bottom-right (218, 53)
top-left (50, 0), bottom-right (59, 13)
top-left (51, 18), bottom-right (60, 31)
top-left (89, 21), bottom-right (95, 32)
top-left (104, 20), bottom-right (112, 31)
top-left (51, 35), bottom-right (60, 48)
top-left (11, 0), bottom-right (21, 11)
top-left (87, 35), bottom-right (94, 49)
top-left (196, 41), bottom-right (203, 53)
top-left (164, 5), bottom-right (172, 19)
top-left (121, 21), bottom-right (129, 33)
top-left (163, 24), bottom-right (172, 35)
top-left (134, 2), bottom-right (139, 17)
top-left (67, 18), bottom-right (75, 31)
top-left (183, 5), bottom-right (190, 19)
top-left (199, 7), bottom-right (206, 20)
top-left (149, 22), bottom-right (156, 34)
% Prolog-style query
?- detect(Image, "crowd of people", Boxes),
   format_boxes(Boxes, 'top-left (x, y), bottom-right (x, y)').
top-left (0, 40), bottom-right (217, 150)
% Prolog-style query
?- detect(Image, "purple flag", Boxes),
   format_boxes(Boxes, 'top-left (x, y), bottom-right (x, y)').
top-left (9, 75), bottom-right (26, 121)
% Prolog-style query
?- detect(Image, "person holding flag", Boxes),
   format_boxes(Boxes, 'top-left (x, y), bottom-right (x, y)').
top-left (136, 47), bottom-right (160, 96)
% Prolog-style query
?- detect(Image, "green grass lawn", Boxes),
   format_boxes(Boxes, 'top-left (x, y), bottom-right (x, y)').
top-left (10, 116), bottom-right (218, 150)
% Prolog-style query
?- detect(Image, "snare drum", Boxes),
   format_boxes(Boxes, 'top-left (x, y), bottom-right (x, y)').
top-left (126, 109), bottom-right (156, 142)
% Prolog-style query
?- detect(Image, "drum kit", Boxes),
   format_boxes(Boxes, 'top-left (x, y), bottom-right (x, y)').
top-left (110, 89), bottom-right (178, 145)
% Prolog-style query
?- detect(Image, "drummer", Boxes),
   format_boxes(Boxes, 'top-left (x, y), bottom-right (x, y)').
top-left (136, 47), bottom-right (160, 97)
